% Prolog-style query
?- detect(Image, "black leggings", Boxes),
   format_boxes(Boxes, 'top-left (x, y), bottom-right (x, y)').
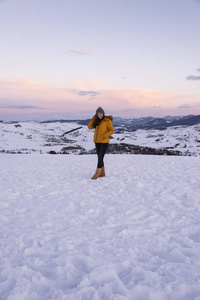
top-left (95, 143), bottom-right (108, 168)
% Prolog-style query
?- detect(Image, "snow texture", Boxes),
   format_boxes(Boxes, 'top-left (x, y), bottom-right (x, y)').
top-left (1, 154), bottom-right (200, 299)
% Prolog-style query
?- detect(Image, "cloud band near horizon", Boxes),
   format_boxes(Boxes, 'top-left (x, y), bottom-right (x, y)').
top-left (0, 104), bottom-right (44, 110)
top-left (0, 76), bottom-right (200, 120)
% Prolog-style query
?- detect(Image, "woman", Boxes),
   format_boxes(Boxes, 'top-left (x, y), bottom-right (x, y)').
top-left (88, 107), bottom-right (114, 179)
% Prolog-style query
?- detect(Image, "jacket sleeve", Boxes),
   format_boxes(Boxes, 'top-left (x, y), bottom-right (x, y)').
top-left (88, 116), bottom-right (95, 129)
top-left (102, 119), bottom-right (114, 139)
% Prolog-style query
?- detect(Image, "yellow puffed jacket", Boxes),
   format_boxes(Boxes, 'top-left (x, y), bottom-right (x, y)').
top-left (88, 115), bottom-right (114, 143)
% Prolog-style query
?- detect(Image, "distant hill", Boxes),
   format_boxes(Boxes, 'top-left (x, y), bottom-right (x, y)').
top-left (41, 119), bottom-right (91, 126)
top-left (41, 115), bottom-right (200, 132)
top-left (112, 115), bottom-right (200, 132)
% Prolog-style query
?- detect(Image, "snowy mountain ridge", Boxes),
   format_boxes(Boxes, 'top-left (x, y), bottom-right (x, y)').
top-left (40, 114), bottom-right (200, 132)
top-left (1, 119), bottom-right (200, 156)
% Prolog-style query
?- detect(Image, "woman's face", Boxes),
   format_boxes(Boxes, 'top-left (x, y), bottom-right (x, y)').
top-left (97, 112), bottom-right (103, 119)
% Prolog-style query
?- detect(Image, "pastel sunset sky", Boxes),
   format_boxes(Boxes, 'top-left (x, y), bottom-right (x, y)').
top-left (0, 0), bottom-right (200, 121)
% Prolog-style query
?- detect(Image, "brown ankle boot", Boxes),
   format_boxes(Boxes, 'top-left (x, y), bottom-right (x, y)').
top-left (92, 168), bottom-right (102, 180)
top-left (99, 166), bottom-right (105, 177)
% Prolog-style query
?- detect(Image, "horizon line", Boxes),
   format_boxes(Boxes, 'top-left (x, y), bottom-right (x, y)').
top-left (0, 113), bottom-right (198, 123)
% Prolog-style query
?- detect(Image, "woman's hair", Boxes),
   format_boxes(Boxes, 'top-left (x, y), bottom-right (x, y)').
top-left (93, 115), bottom-right (102, 127)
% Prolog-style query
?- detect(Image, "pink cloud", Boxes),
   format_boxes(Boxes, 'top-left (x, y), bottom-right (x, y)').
top-left (0, 76), bottom-right (200, 120)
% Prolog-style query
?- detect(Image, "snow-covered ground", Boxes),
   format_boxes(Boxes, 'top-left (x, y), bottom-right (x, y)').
top-left (0, 121), bottom-right (200, 155)
top-left (1, 154), bottom-right (200, 300)
top-left (0, 121), bottom-right (94, 154)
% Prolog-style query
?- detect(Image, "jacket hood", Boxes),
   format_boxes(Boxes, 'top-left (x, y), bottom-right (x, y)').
top-left (106, 115), bottom-right (113, 121)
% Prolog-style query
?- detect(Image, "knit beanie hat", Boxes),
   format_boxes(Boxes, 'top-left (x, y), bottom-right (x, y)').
top-left (96, 107), bottom-right (105, 115)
